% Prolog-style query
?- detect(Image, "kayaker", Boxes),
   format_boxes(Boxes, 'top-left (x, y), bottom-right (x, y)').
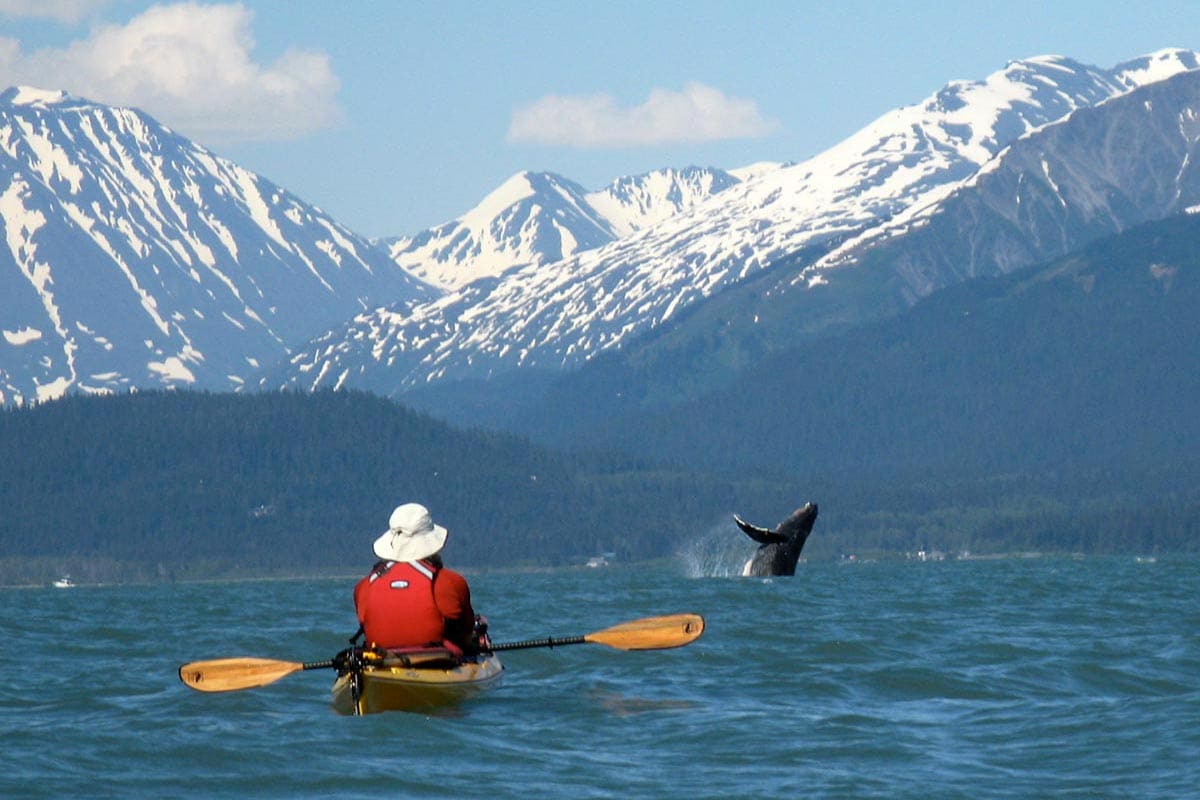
top-left (353, 503), bottom-right (480, 657)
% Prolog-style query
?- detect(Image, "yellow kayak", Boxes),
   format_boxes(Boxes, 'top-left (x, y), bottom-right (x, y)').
top-left (330, 652), bottom-right (503, 715)
top-left (179, 614), bottom-right (702, 715)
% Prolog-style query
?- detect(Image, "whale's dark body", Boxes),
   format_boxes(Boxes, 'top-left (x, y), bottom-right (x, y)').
top-left (734, 503), bottom-right (819, 577)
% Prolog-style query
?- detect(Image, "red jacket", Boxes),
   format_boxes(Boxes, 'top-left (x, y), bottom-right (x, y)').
top-left (353, 559), bottom-right (475, 651)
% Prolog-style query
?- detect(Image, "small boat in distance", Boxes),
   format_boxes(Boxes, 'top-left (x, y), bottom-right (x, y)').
top-left (52, 575), bottom-right (75, 588)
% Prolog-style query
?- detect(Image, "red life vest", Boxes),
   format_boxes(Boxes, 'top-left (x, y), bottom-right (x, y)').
top-left (354, 560), bottom-right (445, 649)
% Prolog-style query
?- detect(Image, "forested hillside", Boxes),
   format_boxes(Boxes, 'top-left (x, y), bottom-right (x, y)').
top-left (0, 391), bottom-right (794, 585)
top-left (565, 214), bottom-right (1200, 481)
top-left (3, 379), bottom-right (1195, 588)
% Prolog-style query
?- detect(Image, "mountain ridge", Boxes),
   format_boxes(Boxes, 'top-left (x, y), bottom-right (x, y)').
top-left (5, 48), bottom-right (1200, 413)
top-left (0, 86), bottom-right (435, 406)
top-left (538, 211), bottom-right (1200, 476)
top-left (381, 165), bottom-right (743, 290)
top-left (269, 50), bottom-right (1200, 402)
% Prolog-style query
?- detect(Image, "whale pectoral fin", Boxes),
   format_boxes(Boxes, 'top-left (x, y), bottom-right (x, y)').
top-left (734, 515), bottom-right (786, 545)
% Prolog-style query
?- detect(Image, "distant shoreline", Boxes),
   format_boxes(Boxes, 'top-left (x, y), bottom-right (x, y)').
top-left (0, 551), bottom-right (1175, 590)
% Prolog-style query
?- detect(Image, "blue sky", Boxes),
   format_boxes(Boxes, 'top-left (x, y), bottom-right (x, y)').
top-left (2, 1), bottom-right (1199, 238)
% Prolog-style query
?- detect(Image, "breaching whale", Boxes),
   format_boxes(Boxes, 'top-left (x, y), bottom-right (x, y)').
top-left (733, 503), bottom-right (819, 577)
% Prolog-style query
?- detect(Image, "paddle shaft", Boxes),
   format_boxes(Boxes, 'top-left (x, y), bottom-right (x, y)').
top-left (487, 614), bottom-right (704, 653)
top-left (488, 634), bottom-right (587, 652)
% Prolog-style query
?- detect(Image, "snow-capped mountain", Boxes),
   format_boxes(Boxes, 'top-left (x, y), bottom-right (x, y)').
top-left (0, 86), bottom-right (435, 406)
top-left (645, 63), bottom-right (1200, 399)
top-left (271, 49), bottom-right (1200, 398)
top-left (799, 65), bottom-right (1200, 298)
top-left (585, 165), bottom-right (743, 238)
top-left (383, 166), bottom-right (742, 289)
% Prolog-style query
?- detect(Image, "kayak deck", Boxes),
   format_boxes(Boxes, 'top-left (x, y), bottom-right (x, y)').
top-left (331, 653), bottom-right (503, 715)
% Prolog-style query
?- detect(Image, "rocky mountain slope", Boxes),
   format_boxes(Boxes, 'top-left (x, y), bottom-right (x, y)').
top-left (6, 49), bottom-right (1200, 415)
top-left (381, 166), bottom-right (744, 290)
top-left (0, 87), bottom-right (434, 406)
top-left (530, 212), bottom-right (1200, 475)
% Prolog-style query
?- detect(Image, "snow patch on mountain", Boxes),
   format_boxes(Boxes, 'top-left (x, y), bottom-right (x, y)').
top-left (384, 166), bottom-right (742, 290)
top-left (1112, 47), bottom-right (1200, 86)
top-left (383, 171), bottom-right (614, 290)
top-left (584, 166), bottom-right (741, 238)
top-left (728, 161), bottom-right (787, 182)
top-left (5, 86), bottom-right (71, 107)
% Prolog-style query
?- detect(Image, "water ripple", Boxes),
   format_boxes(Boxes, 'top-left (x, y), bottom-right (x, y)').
top-left (1, 557), bottom-right (1197, 798)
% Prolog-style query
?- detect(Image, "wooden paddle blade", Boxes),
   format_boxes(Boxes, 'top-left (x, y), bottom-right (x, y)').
top-left (178, 657), bottom-right (304, 693)
top-left (584, 613), bottom-right (705, 651)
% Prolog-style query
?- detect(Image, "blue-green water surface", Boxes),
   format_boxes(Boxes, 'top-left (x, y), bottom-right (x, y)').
top-left (2, 556), bottom-right (1196, 798)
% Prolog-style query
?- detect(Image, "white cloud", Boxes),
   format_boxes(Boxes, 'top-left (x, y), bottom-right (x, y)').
top-left (508, 82), bottom-right (779, 148)
top-left (0, 2), bottom-right (340, 142)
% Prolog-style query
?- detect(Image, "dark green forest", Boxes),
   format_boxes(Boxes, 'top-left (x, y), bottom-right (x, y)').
top-left (2, 383), bottom-right (1194, 587)
top-left (0, 390), bottom-right (799, 585)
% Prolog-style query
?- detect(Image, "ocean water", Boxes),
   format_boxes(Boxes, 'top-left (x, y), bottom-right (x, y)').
top-left (2, 555), bottom-right (1196, 798)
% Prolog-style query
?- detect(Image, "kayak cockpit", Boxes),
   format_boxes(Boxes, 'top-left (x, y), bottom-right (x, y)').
top-left (330, 647), bottom-right (503, 715)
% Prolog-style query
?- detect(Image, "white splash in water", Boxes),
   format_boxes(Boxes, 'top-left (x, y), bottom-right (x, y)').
top-left (679, 517), bottom-right (751, 578)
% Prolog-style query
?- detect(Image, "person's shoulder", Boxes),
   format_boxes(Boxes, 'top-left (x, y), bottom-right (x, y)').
top-left (437, 566), bottom-right (470, 587)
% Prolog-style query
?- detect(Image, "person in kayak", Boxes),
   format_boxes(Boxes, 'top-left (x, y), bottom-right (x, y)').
top-left (353, 503), bottom-right (480, 657)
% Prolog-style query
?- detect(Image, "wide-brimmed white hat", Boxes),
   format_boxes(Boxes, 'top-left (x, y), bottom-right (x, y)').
top-left (372, 503), bottom-right (448, 562)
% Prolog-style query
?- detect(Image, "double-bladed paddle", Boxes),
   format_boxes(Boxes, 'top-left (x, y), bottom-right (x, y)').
top-left (178, 613), bottom-right (705, 694)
